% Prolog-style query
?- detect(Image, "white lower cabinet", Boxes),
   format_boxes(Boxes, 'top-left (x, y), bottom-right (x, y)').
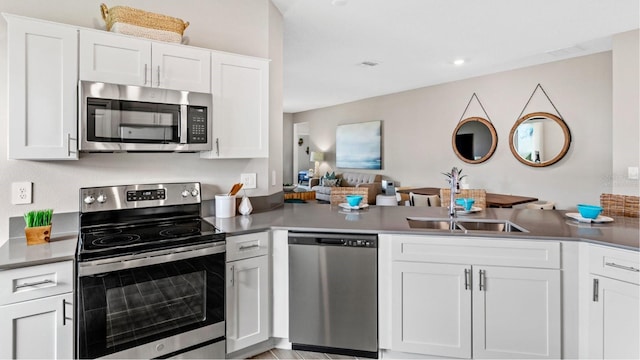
top-left (0, 260), bottom-right (74, 360)
top-left (226, 232), bottom-right (270, 354)
top-left (392, 262), bottom-right (472, 358)
top-left (0, 293), bottom-right (73, 359)
top-left (384, 235), bottom-right (562, 359)
top-left (587, 245), bottom-right (640, 359)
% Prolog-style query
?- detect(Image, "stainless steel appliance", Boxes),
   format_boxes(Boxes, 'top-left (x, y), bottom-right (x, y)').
top-left (76, 182), bottom-right (226, 359)
top-left (288, 232), bottom-right (378, 358)
top-left (79, 81), bottom-right (212, 152)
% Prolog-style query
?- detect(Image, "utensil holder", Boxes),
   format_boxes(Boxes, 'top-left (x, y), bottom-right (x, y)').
top-left (25, 224), bottom-right (52, 246)
top-left (215, 195), bottom-right (236, 218)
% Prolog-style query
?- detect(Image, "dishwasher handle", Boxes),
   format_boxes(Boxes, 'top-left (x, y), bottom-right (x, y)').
top-left (317, 238), bottom-right (345, 245)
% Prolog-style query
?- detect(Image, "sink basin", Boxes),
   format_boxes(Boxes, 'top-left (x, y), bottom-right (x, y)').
top-left (407, 218), bottom-right (527, 233)
top-left (407, 218), bottom-right (460, 230)
top-left (456, 220), bottom-right (527, 233)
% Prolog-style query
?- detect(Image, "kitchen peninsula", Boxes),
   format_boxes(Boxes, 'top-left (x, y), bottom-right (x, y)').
top-left (1, 204), bottom-right (638, 359)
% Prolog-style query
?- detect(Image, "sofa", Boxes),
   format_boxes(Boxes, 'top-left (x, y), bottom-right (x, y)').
top-left (311, 172), bottom-right (382, 204)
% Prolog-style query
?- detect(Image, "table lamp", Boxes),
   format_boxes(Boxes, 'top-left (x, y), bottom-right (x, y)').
top-left (310, 151), bottom-right (324, 176)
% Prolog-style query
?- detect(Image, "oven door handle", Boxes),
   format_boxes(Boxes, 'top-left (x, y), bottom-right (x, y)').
top-left (78, 242), bottom-right (226, 276)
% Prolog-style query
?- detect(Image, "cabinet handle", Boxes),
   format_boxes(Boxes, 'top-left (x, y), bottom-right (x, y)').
top-left (157, 66), bottom-right (161, 87)
top-left (479, 269), bottom-right (486, 291)
top-left (62, 299), bottom-right (72, 326)
top-left (593, 278), bottom-right (599, 302)
top-left (15, 279), bottom-right (53, 289)
top-left (144, 64), bottom-right (148, 85)
top-left (216, 138), bottom-right (220, 156)
top-left (229, 265), bottom-right (234, 286)
top-left (464, 268), bottom-right (470, 290)
top-left (239, 244), bottom-right (260, 251)
top-left (605, 262), bottom-right (640, 272)
top-left (67, 133), bottom-right (77, 156)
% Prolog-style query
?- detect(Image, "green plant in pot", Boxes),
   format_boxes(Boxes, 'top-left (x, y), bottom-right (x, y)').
top-left (24, 209), bottom-right (53, 246)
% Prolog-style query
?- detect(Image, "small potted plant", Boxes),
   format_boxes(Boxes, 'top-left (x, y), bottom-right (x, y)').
top-left (24, 209), bottom-right (53, 246)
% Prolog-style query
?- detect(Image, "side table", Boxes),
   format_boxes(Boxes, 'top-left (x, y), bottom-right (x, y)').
top-left (284, 190), bottom-right (316, 201)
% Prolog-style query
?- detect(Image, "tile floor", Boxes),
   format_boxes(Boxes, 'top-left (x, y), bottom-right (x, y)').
top-left (250, 349), bottom-right (357, 359)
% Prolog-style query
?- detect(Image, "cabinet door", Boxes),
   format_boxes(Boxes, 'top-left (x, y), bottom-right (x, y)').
top-left (226, 255), bottom-right (269, 353)
top-left (152, 43), bottom-right (211, 93)
top-left (391, 262), bottom-right (472, 358)
top-left (202, 52), bottom-right (269, 159)
top-left (473, 266), bottom-right (561, 359)
top-left (79, 29), bottom-right (151, 86)
top-left (0, 293), bottom-right (73, 359)
top-left (6, 15), bottom-right (78, 160)
top-left (589, 276), bottom-right (640, 359)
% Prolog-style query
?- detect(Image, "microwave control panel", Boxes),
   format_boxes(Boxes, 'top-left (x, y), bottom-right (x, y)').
top-left (187, 106), bottom-right (208, 143)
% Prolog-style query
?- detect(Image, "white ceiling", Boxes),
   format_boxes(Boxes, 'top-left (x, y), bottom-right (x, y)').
top-left (272, 0), bottom-right (640, 113)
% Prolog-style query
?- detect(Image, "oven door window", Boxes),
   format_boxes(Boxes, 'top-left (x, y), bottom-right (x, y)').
top-left (87, 98), bottom-right (180, 144)
top-left (77, 253), bottom-right (224, 359)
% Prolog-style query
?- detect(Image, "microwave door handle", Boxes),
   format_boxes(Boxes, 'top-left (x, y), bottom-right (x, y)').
top-left (180, 105), bottom-right (188, 144)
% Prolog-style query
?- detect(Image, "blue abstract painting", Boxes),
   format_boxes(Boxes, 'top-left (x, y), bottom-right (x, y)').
top-left (336, 120), bottom-right (382, 169)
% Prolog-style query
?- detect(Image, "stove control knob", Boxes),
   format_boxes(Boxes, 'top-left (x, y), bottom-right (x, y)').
top-left (83, 195), bottom-right (95, 205)
top-left (97, 194), bottom-right (107, 203)
top-left (191, 189), bottom-right (199, 197)
top-left (181, 190), bottom-right (190, 197)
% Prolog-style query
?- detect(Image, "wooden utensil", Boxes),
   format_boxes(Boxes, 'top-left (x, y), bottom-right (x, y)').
top-left (230, 183), bottom-right (243, 196)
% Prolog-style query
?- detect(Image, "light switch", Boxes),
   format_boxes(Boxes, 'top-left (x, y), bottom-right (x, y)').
top-left (628, 167), bottom-right (639, 180)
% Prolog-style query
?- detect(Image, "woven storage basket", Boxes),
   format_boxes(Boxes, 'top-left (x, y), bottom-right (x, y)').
top-left (440, 188), bottom-right (487, 209)
top-left (100, 3), bottom-right (189, 43)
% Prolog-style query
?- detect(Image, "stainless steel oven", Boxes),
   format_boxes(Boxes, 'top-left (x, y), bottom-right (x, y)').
top-left (79, 81), bottom-right (212, 152)
top-left (76, 182), bottom-right (226, 359)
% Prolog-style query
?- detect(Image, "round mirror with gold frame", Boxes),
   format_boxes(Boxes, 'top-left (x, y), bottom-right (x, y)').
top-left (509, 112), bottom-right (571, 167)
top-left (452, 117), bottom-right (498, 164)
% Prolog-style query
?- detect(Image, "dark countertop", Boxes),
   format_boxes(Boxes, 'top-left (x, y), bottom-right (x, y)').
top-left (2, 203), bottom-right (638, 270)
top-left (206, 204), bottom-right (640, 251)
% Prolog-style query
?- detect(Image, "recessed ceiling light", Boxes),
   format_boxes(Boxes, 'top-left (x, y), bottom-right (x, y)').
top-left (332, 0), bottom-right (348, 6)
top-left (453, 59), bottom-right (465, 66)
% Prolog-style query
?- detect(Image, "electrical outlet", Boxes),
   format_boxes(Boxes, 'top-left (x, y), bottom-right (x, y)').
top-left (12, 181), bottom-right (32, 204)
top-left (629, 167), bottom-right (639, 180)
top-left (240, 173), bottom-right (257, 189)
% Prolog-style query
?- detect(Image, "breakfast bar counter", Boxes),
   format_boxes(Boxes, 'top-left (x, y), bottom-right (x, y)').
top-left (207, 203), bottom-right (639, 251)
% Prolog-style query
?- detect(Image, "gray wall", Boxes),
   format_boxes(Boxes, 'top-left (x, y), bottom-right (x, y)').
top-left (0, 0), bottom-right (283, 245)
top-left (612, 30), bottom-right (639, 195)
top-left (292, 52), bottom-right (618, 209)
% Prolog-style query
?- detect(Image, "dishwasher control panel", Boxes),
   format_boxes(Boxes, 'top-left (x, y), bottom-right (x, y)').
top-left (345, 239), bottom-right (375, 247)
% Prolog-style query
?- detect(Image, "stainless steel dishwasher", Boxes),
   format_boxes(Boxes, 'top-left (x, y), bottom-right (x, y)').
top-left (288, 232), bottom-right (378, 358)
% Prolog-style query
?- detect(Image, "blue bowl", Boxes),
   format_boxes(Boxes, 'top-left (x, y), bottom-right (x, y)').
top-left (455, 198), bottom-right (475, 211)
top-left (577, 204), bottom-right (602, 219)
top-left (346, 195), bottom-right (363, 207)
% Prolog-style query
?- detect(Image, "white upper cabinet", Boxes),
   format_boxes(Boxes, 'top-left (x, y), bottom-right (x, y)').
top-left (5, 14), bottom-right (78, 160)
top-left (201, 52), bottom-right (269, 159)
top-left (79, 29), bottom-right (210, 93)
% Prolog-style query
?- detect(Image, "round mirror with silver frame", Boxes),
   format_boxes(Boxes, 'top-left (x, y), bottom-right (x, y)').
top-left (509, 112), bottom-right (571, 167)
top-left (452, 117), bottom-right (498, 164)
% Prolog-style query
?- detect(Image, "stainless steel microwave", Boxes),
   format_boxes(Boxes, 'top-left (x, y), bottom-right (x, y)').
top-left (79, 81), bottom-right (212, 152)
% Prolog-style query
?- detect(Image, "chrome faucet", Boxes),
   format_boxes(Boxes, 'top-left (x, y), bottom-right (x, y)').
top-left (444, 167), bottom-right (462, 218)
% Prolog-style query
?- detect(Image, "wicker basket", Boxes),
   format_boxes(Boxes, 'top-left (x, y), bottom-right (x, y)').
top-left (100, 3), bottom-right (189, 43)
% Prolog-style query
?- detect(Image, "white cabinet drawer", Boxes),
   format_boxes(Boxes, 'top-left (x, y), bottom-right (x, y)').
top-left (226, 231), bottom-right (269, 262)
top-left (589, 245), bottom-right (640, 285)
top-left (390, 235), bottom-right (560, 269)
top-left (0, 260), bottom-right (73, 305)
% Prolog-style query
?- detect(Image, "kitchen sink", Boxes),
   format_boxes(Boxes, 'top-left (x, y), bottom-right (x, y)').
top-left (407, 218), bottom-right (527, 233)
top-left (406, 218), bottom-right (461, 230)
top-left (456, 220), bottom-right (527, 233)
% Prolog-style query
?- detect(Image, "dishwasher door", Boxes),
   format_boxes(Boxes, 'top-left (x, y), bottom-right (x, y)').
top-left (288, 232), bottom-right (378, 358)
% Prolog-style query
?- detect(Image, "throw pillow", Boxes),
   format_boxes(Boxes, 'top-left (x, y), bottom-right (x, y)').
top-left (324, 171), bottom-right (336, 179)
top-left (324, 179), bottom-right (339, 187)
